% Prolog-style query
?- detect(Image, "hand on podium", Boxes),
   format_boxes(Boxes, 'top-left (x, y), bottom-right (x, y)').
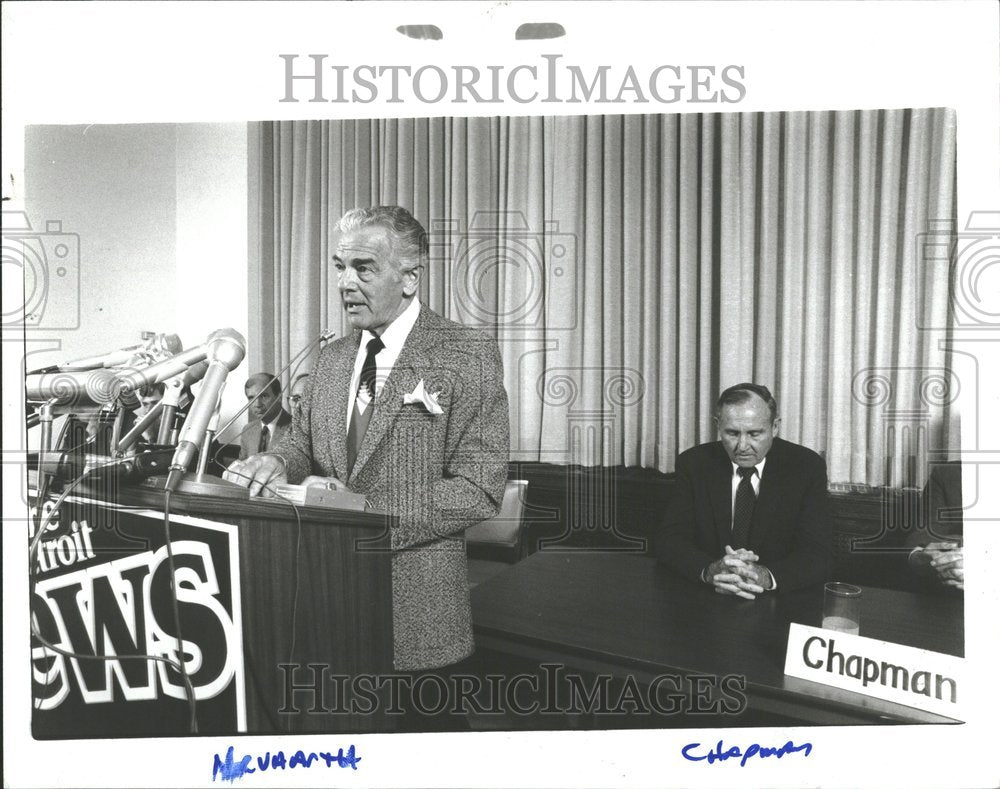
top-left (302, 475), bottom-right (351, 492)
top-left (223, 453), bottom-right (288, 497)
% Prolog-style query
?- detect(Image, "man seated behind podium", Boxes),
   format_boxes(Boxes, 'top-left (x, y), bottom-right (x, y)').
top-left (237, 372), bottom-right (292, 460)
top-left (657, 383), bottom-right (831, 598)
top-left (223, 206), bottom-right (509, 698)
top-left (135, 382), bottom-right (165, 442)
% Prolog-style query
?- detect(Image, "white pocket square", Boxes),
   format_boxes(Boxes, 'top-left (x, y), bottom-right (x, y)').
top-left (402, 379), bottom-right (444, 415)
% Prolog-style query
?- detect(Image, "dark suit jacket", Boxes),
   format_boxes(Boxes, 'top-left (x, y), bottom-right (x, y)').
top-left (905, 461), bottom-right (963, 591)
top-left (238, 409), bottom-right (292, 460)
top-left (906, 461), bottom-right (964, 549)
top-left (657, 437), bottom-right (831, 592)
top-left (271, 304), bottom-right (510, 671)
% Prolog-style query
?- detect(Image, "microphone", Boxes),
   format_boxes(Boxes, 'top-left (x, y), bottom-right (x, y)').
top-left (165, 330), bottom-right (246, 493)
top-left (31, 449), bottom-right (176, 484)
top-left (62, 333), bottom-right (182, 370)
top-left (178, 359), bottom-right (211, 388)
top-left (115, 329), bottom-right (245, 394)
top-left (115, 347), bottom-right (214, 393)
top-left (25, 368), bottom-right (138, 409)
top-left (116, 360), bottom-right (211, 454)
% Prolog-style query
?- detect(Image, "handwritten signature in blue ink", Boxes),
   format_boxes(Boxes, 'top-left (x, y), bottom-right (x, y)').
top-left (682, 739), bottom-right (812, 768)
top-left (212, 744), bottom-right (361, 782)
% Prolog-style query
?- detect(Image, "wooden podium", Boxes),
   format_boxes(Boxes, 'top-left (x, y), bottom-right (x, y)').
top-left (30, 477), bottom-right (395, 737)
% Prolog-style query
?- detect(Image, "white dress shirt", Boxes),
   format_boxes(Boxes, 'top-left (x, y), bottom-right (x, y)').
top-left (728, 456), bottom-right (775, 589)
top-left (346, 297), bottom-right (420, 429)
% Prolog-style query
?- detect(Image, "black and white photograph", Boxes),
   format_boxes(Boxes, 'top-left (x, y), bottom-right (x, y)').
top-left (3, 2), bottom-right (998, 787)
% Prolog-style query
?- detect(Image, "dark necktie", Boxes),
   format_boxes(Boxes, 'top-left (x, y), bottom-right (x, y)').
top-left (358, 336), bottom-right (385, 408)
top-left (347, 336), bottom-right (385, 476)
top-left (257, 424), bottom-right (269, 453)
top-left (732, 466), bottom-right (757, 548)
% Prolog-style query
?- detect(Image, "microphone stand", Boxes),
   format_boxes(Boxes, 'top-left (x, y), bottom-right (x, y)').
top-left (153, 379), bottom-right (247, 499)
top-left (116, 402), bottom-right (165, 454)
top-left (156, 377), bottom-right (188, 446)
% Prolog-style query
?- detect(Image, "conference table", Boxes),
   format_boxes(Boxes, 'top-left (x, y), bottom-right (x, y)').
top-left (471, 552), bottom-right (964, 727)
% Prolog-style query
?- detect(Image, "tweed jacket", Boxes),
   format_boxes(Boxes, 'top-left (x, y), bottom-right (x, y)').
top-left (238, 408), bottom-right (292, 461)
top-left (657, 437), bottom-right (831, 592)
top-left (271, 304), bottom-right (510, 670)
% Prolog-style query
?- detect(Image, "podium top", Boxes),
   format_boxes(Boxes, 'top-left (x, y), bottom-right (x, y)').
top-left (60, 478), bottom-right (393, 530)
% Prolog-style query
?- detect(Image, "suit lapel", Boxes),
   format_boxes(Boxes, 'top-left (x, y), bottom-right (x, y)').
top-left (710, 444), bottom-right (734, 550)
top-left (244, 421), bottom-right (262, 457)
top-left (751, 439), bottom-right (783, 549)
top-left (329, 334), bottom-right (359, 479)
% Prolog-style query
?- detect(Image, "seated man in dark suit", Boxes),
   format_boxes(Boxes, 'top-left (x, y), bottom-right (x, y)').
top-left (906, 461), bottom-right (963, 591)
top-left (657, 383), bottom-right (831, 597)
top-left (237, 372), bottom-right (292, 460)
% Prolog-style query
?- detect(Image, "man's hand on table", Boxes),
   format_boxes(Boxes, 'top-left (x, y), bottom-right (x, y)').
top-left (704, 545), bottom-right (774, 599)
top-left (910, 541), bottom-right (964, 590)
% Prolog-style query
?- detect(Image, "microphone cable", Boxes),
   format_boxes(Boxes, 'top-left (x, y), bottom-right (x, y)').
top-left (28, 457), bottom-right (199, 733)
top-left (30, 391), bottom-right (200, 732)
top-left (161, 489), bottom-right (199, 732)
top-left (222, 464), bottom-right (305, 734)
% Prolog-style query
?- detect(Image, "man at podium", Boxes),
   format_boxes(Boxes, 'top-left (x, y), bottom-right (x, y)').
top-left (225, 206), bottom-right (510, 729)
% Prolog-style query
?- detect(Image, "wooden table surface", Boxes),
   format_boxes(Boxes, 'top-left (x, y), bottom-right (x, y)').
top-left (472, 551), bottom-right (964, 726)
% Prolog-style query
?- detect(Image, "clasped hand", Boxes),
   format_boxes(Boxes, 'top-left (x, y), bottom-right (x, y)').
top-left (911, 541), bottom-right (963, 589)
top-left (706, 545), bottom-right (773, 600)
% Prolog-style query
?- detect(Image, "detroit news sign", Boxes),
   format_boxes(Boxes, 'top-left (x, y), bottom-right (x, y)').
top-left (784, 623), bottom-right (964, 720)
top-left (30, 497), bottom-right (246, 737)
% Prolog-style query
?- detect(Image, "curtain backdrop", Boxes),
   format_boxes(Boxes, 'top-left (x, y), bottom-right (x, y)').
top-left (252, 109), bottom-right (958, 488)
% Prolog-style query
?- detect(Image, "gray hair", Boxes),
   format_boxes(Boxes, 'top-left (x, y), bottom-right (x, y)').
top-left (336, 206), bottom-right (428, 270)
top-left (715, 383), bottom-right (778, 423)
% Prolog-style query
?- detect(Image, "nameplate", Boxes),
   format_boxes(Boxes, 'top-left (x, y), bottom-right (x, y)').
top-left (783, 623), bottom-right (963, 719)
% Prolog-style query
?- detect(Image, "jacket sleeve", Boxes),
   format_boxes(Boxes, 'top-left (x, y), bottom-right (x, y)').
top-left (395, 336), bottom-right (510, 550)
top-left (766, 452), bottom-right (831, 592)
top-left (656, 451), bottom-right (717, 584)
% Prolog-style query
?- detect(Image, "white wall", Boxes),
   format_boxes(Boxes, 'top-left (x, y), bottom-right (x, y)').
top-left (24, 122), bottom-right (251, 433)
top-left (174, 123), bottom-right (250, 434)
top-left (24, 124), bottom-right (179, 365)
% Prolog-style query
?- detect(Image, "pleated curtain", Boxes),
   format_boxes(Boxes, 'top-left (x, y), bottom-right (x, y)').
top-left (252, 109), bottom-right (957, 488)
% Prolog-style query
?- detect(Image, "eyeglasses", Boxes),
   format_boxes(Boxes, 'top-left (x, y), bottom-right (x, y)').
top-left (289, 395), bottom-right (303, 404)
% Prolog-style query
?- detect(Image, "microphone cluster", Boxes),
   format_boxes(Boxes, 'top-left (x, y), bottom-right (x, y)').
top-left (27, 329), bottom-right (248, 495)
